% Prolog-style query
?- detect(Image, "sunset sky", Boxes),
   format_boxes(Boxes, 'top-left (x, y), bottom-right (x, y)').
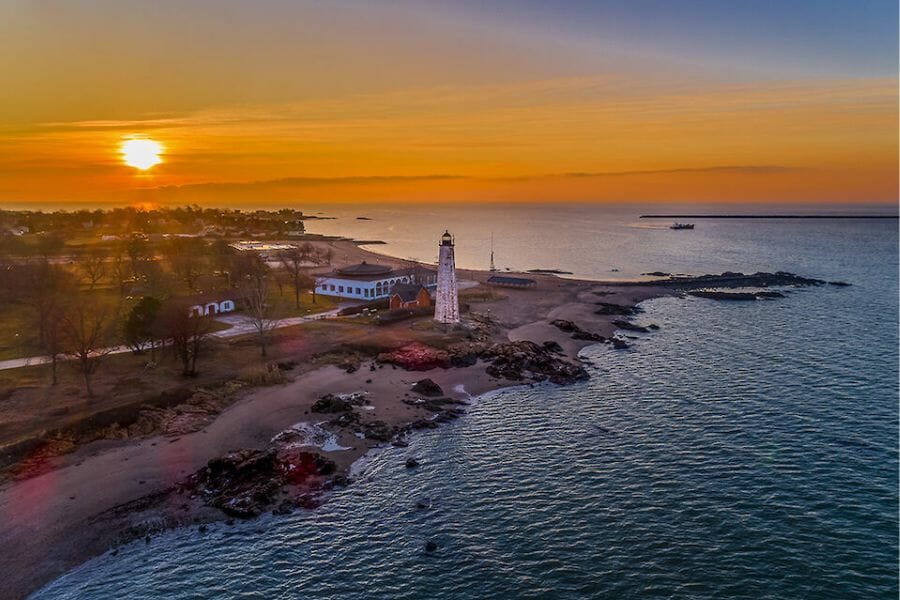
top-left (1, 0), bottom-right (897, 206)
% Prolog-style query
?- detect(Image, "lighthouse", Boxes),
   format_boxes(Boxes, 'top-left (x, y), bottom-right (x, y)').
top-left (434, 230), bottom-right (460, 324)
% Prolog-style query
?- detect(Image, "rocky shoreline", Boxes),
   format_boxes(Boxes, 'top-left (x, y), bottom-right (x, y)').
top-left (0, 264), bottom-right (846, 599)
top-left (117, 339), bottom-right (594, 528)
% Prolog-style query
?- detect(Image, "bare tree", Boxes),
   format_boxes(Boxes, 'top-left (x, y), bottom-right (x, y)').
top-left (77, 247), bottom-right (108, 290)
top-left (110, 245), bottom-right (131, 296)
top-left (239, 271), bottom-right (280, 357)
top-left (277, 243), bottom-right (323, 309)
top-left (125, 237), bottom-right (151, 277)
top-left (230, 251), bottom-right (267, 287)
top-left (59, 298), bottom-right (118, 397)
top-left (162, 237), bottom-right (206, 290)
top-left (44, 305), bottom-right (66, 385)
top-left (160, 299), bottom-right (214, 376)
top-left (24, 260), bottom-right (75, 351)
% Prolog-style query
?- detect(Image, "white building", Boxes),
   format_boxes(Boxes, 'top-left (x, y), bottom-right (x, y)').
top-left (229, 240), bottom-right (298, 259)
top-left (434, 230), bottom-right (460, 323)
top-left (316, 262), bottom-right (435, 301)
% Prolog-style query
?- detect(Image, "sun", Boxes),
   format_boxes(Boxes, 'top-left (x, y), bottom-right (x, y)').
top-left (121, 138), bottom-right (163, 170)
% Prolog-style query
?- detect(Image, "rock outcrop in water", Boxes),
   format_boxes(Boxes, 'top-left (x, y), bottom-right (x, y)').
top-left (484, 340), bottom-right (589, 385)
top-left (186, 448), bottom-right (337, 518)
top-left (613, 320), bottom-right (651, 332)
top-left (550, 319), bottom-right (606, 342)
top-left (595, 302), bottom-right (640, 316)
top-left (688, 290), bottom-right (785, 301)
top-left (612, 271), bottom-right (835, 290)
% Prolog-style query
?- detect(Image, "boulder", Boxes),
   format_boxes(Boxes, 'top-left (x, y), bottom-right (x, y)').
top-left (613, 320), bottom-right (650, 333)
top-left (311, 395), bottom-right (354, 413)
top-left (549, 319), bottom-right (577, 332)
top-left (484, 340), bottom-right (588, 385)
top-left (186, 448), bottom-right (336, 519)
top-left (361, 420), bottom-right (393, 442)
top-left (411, 378), bottom-right (444, 397)
top-left (542, 340), bottom-right (564, 353)
top-left (377, 343), bottom-right (451, 371)
top-left (595, 302), bottom-right (637, 316)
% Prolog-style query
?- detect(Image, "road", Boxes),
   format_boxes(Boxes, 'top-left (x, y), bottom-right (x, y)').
top-left (0, 308), bottom-right (343, 372)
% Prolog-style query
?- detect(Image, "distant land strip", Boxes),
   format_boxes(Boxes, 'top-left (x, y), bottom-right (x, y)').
top-left (640, 214), bottom-right (899, 219)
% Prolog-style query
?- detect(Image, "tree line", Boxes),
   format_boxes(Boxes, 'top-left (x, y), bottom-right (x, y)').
top-left (0, 238), bottom-right (332, 397)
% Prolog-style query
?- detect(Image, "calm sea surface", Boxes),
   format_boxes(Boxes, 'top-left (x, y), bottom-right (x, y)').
top-left (34, 205), bottom-right (898, 599)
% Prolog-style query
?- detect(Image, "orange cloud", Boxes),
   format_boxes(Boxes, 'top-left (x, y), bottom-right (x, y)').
top-left (0, 76), bottom-right (896, 205)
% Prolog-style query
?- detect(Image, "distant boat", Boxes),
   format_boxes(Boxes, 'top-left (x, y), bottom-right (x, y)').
top-left (670, 222), bottom-right (695, 230)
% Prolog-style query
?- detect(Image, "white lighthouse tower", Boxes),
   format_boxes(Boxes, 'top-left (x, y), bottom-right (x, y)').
top-left (434, 230), bottom-right (460, 324)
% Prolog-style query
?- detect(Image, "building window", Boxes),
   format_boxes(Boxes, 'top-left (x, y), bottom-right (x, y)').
top-left (355, 287), bottom-right (361, 295)
top-left (329, 284), bottom-right (335, 291)
top-left (339, 286), bottom-right (344, 293)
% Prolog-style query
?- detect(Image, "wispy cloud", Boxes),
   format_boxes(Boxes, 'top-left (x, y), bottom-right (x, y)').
top-left (560, 166), bottom-right (799, 178)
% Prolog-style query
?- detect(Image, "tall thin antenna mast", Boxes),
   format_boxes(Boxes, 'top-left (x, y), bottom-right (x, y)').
top-left (490, 232), bottom-right (496, 272)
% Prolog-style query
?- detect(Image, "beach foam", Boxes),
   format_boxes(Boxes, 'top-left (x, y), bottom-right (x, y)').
top-left (271, 422), bottom-right (351, 452)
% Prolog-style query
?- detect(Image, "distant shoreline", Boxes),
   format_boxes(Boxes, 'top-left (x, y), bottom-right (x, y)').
top-left (640, 214), bottom-right (898, 219)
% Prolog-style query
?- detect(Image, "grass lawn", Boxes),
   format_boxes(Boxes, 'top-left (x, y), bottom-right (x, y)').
top-left (0, 310), bottom-right (36, 361)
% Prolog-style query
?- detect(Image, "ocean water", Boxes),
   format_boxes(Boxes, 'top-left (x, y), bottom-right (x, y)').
top-left (33, 207), bottom-right (898, 599)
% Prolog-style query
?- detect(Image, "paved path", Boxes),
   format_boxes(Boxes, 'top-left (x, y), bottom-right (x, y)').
top-left (0, 308), bottom-right (343, 372)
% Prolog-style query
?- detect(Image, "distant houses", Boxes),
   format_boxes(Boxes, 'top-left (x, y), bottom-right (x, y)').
top-left (183, 293), bottom-right (237, 318)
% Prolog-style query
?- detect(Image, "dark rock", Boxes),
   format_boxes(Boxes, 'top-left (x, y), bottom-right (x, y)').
top-left (542, 340), bottom-right (564, 353)
top-left (828, 281), bottom-right (851, 287)
top-left (689, 289), bottom-right (785, 301)
top-left (618, 271), bottom-right (827, 290)
top-left (689, 290), bottom-right (757, 300)
top-left (411, 378), bottom-right (444, 397)
top-left (647, 324), bottom-right (660, 330)
top-left (484, 340), bottom-right (589, 385)
top-left (311, 394), bottom-right (354, 413)
top-left (186, 448), bottom-right (336, 519)
top-left (329, 411), bottom-right (360, 427)
top-left (405, 458), bottom-right (420, 469)
top-left (424, 540), bottom-right (438, 552)
top-left (642, 271), bottom-right (670, 277)
top-left (331, 475), bottom-right (351, 488)
top-left (550, 319), bottom-right (577, 332)
top-left (361, 420), bottom-right (393, 442)
top-left (416, 497), bottom-right (432, 509)
top-left (613, 320), bottom-right (650, 333)
top-left (391, 438), bottom-right (409, 448)
top-left (295, 494), bottom-right (321, 510)
top-left (611, 338), bottom-right (629, 349)
top-left (595, 302), bottom-right (638, 316)
top-left (272, 499), bottom-right (294, 516)
top-left (276, 360), bottom-right (298, 371)
top-left (571, 330), bottom-right (605, 342)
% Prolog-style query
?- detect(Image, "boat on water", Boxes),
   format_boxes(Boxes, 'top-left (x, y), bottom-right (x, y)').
top-left (670, 222), bottom-right (695, 230)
